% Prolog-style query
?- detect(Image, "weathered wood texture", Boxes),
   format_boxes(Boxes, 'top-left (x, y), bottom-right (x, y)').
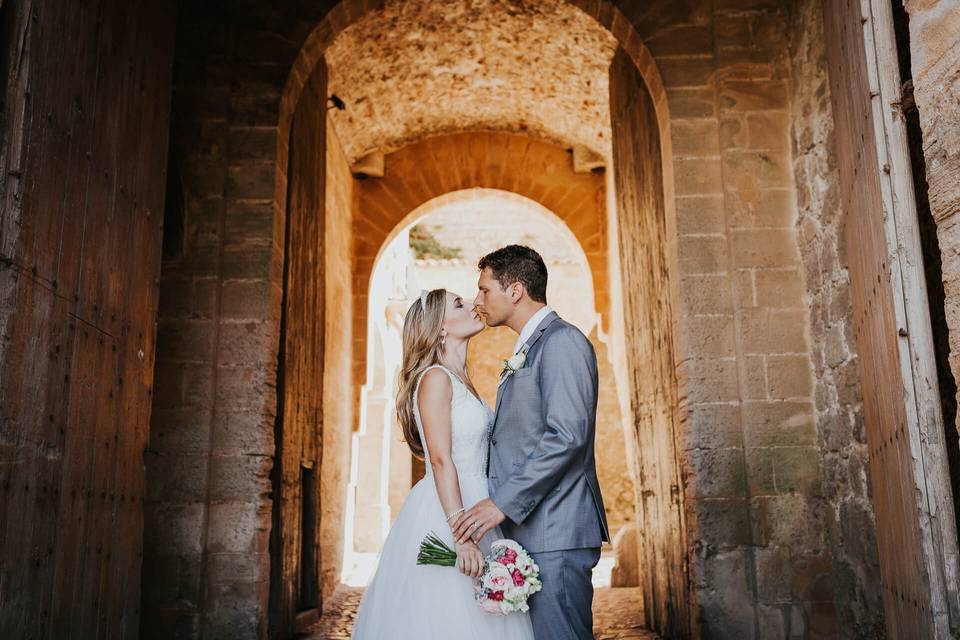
top-left (0, 0), bottom-right (175, 637)
top-left (823, 0), bottom-right (960, 636)
top-left (268, 60), bottom-right (326, 639)
top-left (609, 47), bottom-right (689, 638)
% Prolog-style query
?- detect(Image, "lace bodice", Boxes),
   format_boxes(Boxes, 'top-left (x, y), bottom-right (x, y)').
top-left (413, 364), bottom-right (494, 478)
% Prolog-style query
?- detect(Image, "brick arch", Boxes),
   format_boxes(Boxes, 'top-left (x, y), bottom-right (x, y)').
top-left (351, 132), bottom-right (609, 387)
top-left (355, 132), bottom-right (609, 315)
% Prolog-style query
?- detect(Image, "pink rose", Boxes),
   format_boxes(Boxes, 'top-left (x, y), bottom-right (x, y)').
top-left (503, 548), bottom-right (518, 563)
top-left (479, 597), bottom-right (502, 614)
top-left (511, 568), bottom-right (525, 586)
top-left (482, 564), bottom-right (513, 591)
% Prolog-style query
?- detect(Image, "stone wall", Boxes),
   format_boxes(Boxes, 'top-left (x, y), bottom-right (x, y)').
top-left (786, 0), bottom-right (884, 635)
top-left (147, 1), bottom-right (873, 637)
top-left (906, 0), bottom-right (960, 444)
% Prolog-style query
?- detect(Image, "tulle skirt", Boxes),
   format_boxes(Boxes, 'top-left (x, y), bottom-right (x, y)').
top-left (351, 473), bottom-right (535, 639)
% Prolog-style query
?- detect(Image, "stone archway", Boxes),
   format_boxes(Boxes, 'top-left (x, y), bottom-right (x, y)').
top-left (271, 1), bottom-right (689, 635)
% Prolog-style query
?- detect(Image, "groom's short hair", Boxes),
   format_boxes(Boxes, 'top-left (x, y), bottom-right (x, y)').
top-left (478, 245), bottom-right (548, 303)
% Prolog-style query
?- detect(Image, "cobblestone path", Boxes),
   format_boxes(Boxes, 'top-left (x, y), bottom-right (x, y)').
top-left (299, 585), bottom-right (657, 639)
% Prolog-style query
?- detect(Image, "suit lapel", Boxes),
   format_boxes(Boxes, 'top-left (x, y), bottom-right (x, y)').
top-left (490, 311), bottom-right (560, 431)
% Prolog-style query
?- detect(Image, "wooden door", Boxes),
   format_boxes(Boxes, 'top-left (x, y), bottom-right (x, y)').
top-left (609, 47), bottom-right (690, 638)
top-left (0, 0), bottom-right (175, 637)
top-left (268, 59), bottom-right (327, 638)
top-left (823, 1), bottom-right (960, 636)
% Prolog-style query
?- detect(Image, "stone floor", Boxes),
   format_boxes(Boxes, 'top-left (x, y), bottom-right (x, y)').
top-left (298, 585), bottom-right (657, 639)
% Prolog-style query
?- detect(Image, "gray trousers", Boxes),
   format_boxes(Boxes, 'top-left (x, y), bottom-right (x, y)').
top-left (528, 547), bottom-right (602, 640)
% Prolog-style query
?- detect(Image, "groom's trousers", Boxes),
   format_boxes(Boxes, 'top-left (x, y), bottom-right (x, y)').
top-left (528, 547), bottom-right (601, 640)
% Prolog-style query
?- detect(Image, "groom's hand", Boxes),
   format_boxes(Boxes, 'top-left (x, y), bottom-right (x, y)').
top-left (454, 498), bottom-right (506, 544)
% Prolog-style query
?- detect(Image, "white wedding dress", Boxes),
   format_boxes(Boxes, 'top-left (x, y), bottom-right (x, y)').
top-left (351, 365), bottom-right (535, 639)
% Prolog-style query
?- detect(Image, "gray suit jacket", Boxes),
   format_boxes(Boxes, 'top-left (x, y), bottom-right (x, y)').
top-left (487, 311), bottom-right (610, 553)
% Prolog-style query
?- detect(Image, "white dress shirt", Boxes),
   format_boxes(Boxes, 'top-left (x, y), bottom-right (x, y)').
top-left (512, 305), bottom-right (554, 355)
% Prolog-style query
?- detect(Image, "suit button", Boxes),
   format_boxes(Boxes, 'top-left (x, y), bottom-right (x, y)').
top-left (491, 439), bottom-right (497, 446)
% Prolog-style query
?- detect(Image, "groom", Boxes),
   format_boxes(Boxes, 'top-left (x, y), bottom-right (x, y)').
top-left (454, 245), bottom-right (610, 639)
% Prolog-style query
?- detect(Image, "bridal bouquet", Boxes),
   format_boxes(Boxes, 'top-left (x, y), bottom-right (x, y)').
top-left (417, 533), bottom-right (542, 615)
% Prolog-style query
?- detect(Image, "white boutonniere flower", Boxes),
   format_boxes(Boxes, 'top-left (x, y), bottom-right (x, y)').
top-left (501, 351), bottom-right (526, 379)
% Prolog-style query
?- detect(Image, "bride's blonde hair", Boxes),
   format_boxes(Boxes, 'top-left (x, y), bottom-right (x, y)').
top-left (396, 288), bottom-right (447, 459)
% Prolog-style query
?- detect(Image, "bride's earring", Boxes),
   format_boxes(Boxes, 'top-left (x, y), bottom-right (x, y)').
top-left (440, 330), bottom-right (446, 346)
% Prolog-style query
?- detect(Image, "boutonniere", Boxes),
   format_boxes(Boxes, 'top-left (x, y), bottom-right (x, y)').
top-left (500, 351), bottom-right (526, 379)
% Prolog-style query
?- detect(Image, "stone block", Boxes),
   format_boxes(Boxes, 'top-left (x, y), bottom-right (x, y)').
top-left (208, 454), bottom-right (273, 501)
top-left (727, 188), bottom-right (794, 228)
top-left (224, 199), bottom-right (274, 247)
top-left (671, 119), bottom-right (721, 157)
top-left (207, 552), bottom-right (270, 584)
top-left (774, 446), bottom-right (822, 495)
top-left (685, 358), bottom-right (740, 403)
top-left (675, 156), bottom-right (723, 196)
top-left (747, 112), bottom-right (790, 153)
top-left (719, 79), bottom-right (789, 111)
top-left (666, 87), bottom-right (717, 119)
top-left (679, 274), bottom-right (733, 315)
top-left (684, 402), bottom-right (742, 450)
top-left (683, 314), bottom-right (736, 358)
top-left (723, 151), bottom-right (793, 191)
top-left (610, 523), bottom-right (641, 587)
top-left (756, 546), bottom-right (793, 603)
top-left (742, 354), bottom-right (767, 400)
top-left (226, 162), bottom-right (276, 200)
top-left (143, 503), bottom-right (205, 554)
top-left (688, 498), bottom-right (752, 548)
top-left (732, 229), bottom-right (800, 269)
top-left (149, 407), bottom-right (213, 455)
top-left (646, 25), bottom-right (713, 57)
top-left (227, 126), bottom-right (278, 161)
top-left (217, 320), bottom-right (272, 367)
top-left (742, 400), bottom-right (817, 447)
top-left (745, 446), bottom-right (776, 494)
top-left (719, 116), bottom-right (748, 149)
top-left (202, 580), bottom-right (262, 637)
top-left (733, 269), bottom-right (755, 308)
top-left (182, 363), bottom-right (216, 408)
top-left (676, 195), bottom-right (725, 235)
top-left (215, 364), bottom-right (270, 411)
top-left (766, 354), bottom-right (813, 399)
top-left (678, 235), bottom-right (728, 275)
top-left (791, 552), bottom-right (834, 602)
top-left (207, 501), bottom-right (263, 553)
top-left (156, 320), bottom-right (217, 363)
top-left (756, 268), bottom-right (804, 308)
top-left (695, 549), bottom-right (757, 638)
top-left (658, 56), bottom-right (715, 88)
top-left (222, 245), bottom-right (272, 280)
top-left (211, 408), bottom-right (275, 456)
top-left (146, 453), bottom-right (209, 503)
top-left (686, 447), bottom-right (748, 498)
top-left (750, 495), bottom-right (825, 550)
top-left (220, 280), bottom-right (271, 320)
top-left (737, 307), bottom-right (808, 354)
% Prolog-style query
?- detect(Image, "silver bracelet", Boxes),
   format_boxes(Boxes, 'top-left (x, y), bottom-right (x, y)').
top-left (445, 507), bottom-right (465, 523)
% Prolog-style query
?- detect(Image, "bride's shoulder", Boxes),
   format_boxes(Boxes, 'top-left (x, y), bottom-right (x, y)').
top-left (417, 367), bottom-right (453, 397)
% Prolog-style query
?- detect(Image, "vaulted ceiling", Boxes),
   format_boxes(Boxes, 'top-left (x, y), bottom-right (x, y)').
top-left (325, 0), bottom-right (618, 163)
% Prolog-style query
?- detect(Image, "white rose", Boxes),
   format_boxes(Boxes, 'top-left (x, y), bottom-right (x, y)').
top-left (505, 351), bottom-right (526, 372)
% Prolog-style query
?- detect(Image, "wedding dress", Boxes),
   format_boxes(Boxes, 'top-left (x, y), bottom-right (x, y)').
top-left (351, 364), bottom-right (535, 639)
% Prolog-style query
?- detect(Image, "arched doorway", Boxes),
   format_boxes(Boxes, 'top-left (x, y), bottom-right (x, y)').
top-left (344, 189), bottom-right (636, 590)
top-left (272, 1), bottom-right (686, 634)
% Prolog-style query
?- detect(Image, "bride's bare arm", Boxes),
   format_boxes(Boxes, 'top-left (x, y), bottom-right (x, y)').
top-left (417, 369), bottom-right (484, 577)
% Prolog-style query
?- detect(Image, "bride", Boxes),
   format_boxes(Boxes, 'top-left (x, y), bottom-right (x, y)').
top-left (351, 288), bottom-right (535, 639)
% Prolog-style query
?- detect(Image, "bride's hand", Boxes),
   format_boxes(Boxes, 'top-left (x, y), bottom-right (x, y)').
top-left (454, 540), bottom-right (485, 578)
